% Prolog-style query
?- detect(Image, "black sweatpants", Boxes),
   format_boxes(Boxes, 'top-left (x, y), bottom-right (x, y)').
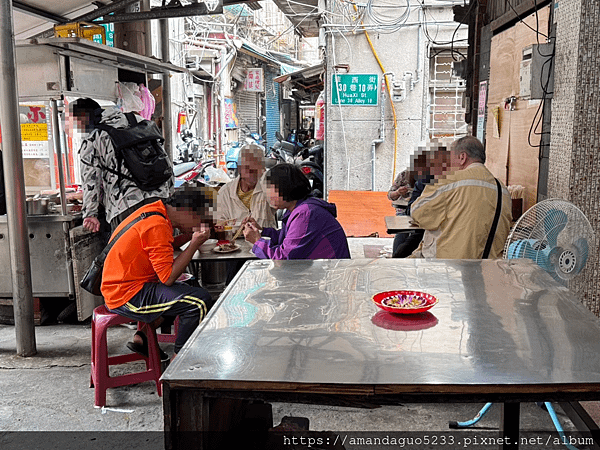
top-left (109, 281), bottom-right (213, 353)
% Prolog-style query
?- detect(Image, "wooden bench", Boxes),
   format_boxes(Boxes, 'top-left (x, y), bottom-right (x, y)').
top-left (328, 190), bottom-right (397, 238)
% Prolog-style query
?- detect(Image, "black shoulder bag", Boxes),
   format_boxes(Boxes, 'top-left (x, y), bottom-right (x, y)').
top-left (481, 178), bottom-right (503, 259)
top-left (80, 211), bottom-right (166, 296)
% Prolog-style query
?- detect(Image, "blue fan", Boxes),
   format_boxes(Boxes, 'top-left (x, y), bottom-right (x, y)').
top-left (504, 199), bottom-right (594, 283)
top-left (453, 199), bottom-right (596, 446)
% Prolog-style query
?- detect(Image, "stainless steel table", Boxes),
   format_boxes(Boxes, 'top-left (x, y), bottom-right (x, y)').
top-left (182, 239), bottom-right (258, 282)
top-left (385, 215), bottom-right (422, 233)
top-left (162, 258), bottom-right (600, 449)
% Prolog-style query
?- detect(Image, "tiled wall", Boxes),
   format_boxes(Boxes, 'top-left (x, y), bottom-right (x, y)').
top-left (550, 0), bottom-right (600, 314)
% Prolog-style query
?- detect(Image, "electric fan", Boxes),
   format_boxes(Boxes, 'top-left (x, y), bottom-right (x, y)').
top-left (503, 198), bottom-right (595, 283)
top-left (451, 199), bottom-right (596, 448)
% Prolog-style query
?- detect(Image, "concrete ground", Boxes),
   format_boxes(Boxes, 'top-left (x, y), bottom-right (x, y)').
top-left (0, 238), bottom-right (589, 449)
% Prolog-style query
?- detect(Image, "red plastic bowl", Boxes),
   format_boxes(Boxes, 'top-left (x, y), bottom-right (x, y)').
top-left (372, 290), bottom-right (438, 314)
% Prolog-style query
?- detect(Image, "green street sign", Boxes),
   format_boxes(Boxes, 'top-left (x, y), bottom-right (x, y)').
top-left (331, 74), bottom-right (379, 106)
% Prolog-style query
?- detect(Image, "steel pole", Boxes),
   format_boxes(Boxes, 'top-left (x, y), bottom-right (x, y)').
top-left (0, 1), bottom-right (36, 356)
top-left (160, 19), bottom-right (173, 160)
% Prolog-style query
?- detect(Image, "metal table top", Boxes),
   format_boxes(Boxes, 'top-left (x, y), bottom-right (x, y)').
top-left (385, 215), bottom-right (422, 233)
top-left (163, 258), bottom-right (600, 394)
top-left (191, 239), bottom-right (257, 262)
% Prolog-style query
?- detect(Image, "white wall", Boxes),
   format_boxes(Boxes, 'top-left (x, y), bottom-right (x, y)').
top-left (324, 1), bottom-right (467, 192)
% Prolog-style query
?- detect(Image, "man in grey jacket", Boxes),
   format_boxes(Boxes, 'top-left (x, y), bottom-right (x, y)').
top-left (70, 98), bottom-right (174, 233)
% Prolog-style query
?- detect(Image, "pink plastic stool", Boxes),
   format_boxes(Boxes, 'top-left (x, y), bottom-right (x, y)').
top-left (90, 305), bottom-right (162, 407)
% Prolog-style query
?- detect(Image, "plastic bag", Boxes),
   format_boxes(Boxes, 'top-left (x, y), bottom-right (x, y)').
top-left (116, 81), bottom-right (144, 113)
top-left (138, 84), bottom-right (156, 120)
top-left (204, 165), bottom-right (231, 184)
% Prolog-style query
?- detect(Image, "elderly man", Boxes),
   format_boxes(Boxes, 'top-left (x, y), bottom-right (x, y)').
top-left (216, 144), bottom-right (276, 228)
top-left (409, 136), bottom-right (512, 259)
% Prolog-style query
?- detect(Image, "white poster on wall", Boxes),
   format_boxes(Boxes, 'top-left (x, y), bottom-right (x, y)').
top-left (244, 68), bottom-right (264, 92)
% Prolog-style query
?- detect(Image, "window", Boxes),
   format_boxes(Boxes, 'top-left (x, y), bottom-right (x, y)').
top-left (428, 49), bottom-right (468, 139)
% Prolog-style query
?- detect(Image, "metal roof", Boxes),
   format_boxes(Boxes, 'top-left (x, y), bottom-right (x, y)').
top-left (12, 1), bottom-right (262, 39)
top-left (273, 63), bottom-right (324, 102)
top-left (13, 0), bottom-right (99, 39)
top-left (270, 0), bottom-right (320, 38)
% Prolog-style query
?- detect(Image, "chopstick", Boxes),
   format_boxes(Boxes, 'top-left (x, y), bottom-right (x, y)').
top-left (231, 211), bottom-right (251, 241)
top-left (214, 218), bottom-right (236, 227)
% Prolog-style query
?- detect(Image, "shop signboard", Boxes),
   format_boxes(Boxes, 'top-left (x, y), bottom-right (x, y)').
top-left (331, 74), bottom-right (379, 106)
top-left (20, 104), bottom-right (49, 158)
top-left (244, 68), bottom-right (264, 92)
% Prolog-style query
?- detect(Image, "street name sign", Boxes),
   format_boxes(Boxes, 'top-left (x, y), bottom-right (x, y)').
top-left (331, 74), bottom-right (379, 106)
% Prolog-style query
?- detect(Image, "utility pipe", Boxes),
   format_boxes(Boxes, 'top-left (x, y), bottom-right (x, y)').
top-left (141, 0), bottom-right (153, 57)
top-left (371, 77), bottom-right (388, 191)
top-left (160, 19), bottom-right (174, 159)
top-left (0, 0), bottom-right (36, 356)
top-left (51, 100), bottom-right (76, 299)
top-left (322, 21), bottom-right (462, 29)
top-left (415, 8), bottom-right (422, 87)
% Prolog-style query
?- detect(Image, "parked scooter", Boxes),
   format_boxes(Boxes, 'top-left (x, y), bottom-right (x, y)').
top-left (225, 125), bottom-right (267, 177)
top-left (269, 131), bottom-right (324, 198)
top-left (175, 128), bottom-right (201, 163)
top-left (175, 157), bottom-right (230, 188)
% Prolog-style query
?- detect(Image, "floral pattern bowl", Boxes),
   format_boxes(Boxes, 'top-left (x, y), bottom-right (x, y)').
top-left (372, 290), bottom-right (438, 314)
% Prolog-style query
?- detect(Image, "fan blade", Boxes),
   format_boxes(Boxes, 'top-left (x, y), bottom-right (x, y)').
top-left (507, 239), bottom-right (536, 259)
top-left (543, 209), bottom-right (567, 248)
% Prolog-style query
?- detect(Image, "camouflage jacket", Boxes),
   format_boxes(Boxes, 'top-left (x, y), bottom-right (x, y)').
top-left (79, 107), bottom-right (174, 223)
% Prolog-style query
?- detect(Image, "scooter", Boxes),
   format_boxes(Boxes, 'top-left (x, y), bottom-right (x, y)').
top-left (225, 125), bottom-right (267, 177)
top-left (298, 144), bottom-right (324, 199)
top-left (174, 129), bottom-right (212, 179)
top-left (175, 156), bottom-right (231, 188)
top-left (175, 128), bottom-right (202, 163)
top-left (270, 132), bottom-right (324, 198)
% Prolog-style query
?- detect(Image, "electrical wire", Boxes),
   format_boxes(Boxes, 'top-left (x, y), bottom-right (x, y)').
top-left (331, 33), bottom-right (352, 190)
top-left (525, 2), bottom-right (554, 151)
top-left (418, 0), bottom-right (469, 60)
top-left (351, 2), bottom-right (399, 184)
top-left (505, 0), bottom-right (548, 39)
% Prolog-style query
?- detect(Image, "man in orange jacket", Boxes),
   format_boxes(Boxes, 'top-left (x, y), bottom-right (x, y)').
top-left (101, 185), bottom-right (216, 360)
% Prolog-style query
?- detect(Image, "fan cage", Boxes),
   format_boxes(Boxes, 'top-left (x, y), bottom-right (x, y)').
top-left (503, 198), bottom-right (596, 281)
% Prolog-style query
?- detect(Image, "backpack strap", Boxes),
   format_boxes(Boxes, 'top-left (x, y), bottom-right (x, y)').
top-left (95, 118), bottom-right (135, 195)
top-left (124, 112), bottom-right (138, 127)
top-left (481, 178), bottom-right (503, 259)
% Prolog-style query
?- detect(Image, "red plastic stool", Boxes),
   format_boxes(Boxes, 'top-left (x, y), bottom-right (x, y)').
top-left (90, 305), bottom-right (162, 407)
top-left (157, 316), bottom-right (179, 343)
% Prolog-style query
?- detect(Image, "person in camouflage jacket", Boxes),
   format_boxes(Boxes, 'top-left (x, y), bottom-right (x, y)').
top-left (72, 99), bottom-right (174, 233)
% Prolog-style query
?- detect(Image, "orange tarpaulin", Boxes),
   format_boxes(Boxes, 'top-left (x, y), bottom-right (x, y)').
top-left (328, 190), bottom-right (396, 238)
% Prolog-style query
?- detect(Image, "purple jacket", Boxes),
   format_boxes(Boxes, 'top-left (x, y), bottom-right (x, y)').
top-left (252, 197), bottom-right (351, 260)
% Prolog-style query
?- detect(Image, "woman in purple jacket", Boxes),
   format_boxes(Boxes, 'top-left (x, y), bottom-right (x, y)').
top-left (242, 164), bottom-right (350, 260)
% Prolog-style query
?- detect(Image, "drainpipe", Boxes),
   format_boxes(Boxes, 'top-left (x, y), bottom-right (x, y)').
top-left (414, 8), bottom-right (422, 88)
top-left (371, 76), bottom-right (389, 191)
top-left (160, 19), bottom-right (173, 159)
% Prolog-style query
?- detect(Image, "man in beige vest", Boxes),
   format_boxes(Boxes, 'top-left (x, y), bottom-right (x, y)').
top-left (410, 136), bottom-right (512, 259)
top-left (216, 144), bottom-right (276, 229)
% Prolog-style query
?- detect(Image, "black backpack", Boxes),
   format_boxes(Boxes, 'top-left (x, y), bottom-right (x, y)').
top-left (96, 113), bottom-right (173, 191)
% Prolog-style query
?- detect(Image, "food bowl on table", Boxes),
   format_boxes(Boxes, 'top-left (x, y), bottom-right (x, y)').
top-left (372, 290), bottom-right (438, 314)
